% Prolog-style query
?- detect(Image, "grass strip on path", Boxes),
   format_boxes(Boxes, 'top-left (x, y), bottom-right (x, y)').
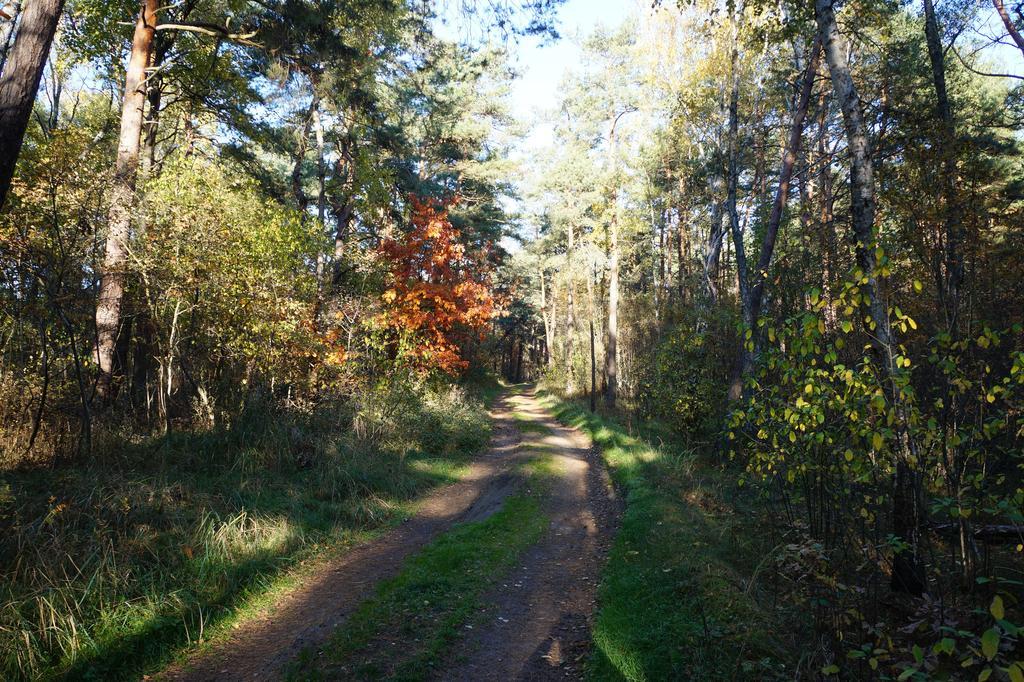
top-left (538, 390), bottom-right (803, 681)
top-left (295, 492), bottom-right (548, 681)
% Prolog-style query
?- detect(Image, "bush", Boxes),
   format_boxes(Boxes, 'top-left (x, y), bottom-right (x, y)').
top-left (634, 309), bottom-right (735, 439)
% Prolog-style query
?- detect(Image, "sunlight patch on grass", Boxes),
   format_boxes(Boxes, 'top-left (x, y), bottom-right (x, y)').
top-left (0, 383), bottom-right (497, 681)
top-left (518, 451), bottom-right (561, 482)
top-left (510, 411), bottom-right (552, 434)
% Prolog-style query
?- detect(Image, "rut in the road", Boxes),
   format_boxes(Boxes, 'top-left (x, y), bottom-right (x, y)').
top-left (159, 394), bottom-right (529, 682)
top-left (441, 389), bottom-right (621, 681)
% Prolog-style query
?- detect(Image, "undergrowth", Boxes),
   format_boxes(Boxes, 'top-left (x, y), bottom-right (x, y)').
top-left (0, 379), bottom-right (497, 680)
top-left (538, 388), bottom-right (811, 680)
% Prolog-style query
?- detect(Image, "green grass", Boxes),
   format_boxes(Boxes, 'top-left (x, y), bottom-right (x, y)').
top-left (0, 382), bottom-right (496, 681)
top-left (537, 390), bottom-right (806, 681)
top-left (296, 493), bottom-right (548, 680)
top-left (518, 450), bottom-right (561, 481)
top-left (511, 410), bottom-right (552, 434)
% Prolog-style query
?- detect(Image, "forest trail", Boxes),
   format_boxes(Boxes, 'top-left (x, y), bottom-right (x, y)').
top-left (157, 387), bottom-right (620, 681)
top-left (441, 388), bottom-right (620, 681)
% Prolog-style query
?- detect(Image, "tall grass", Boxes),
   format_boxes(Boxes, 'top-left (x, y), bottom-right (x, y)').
top-left (0, 381), bottom-right (494, 680)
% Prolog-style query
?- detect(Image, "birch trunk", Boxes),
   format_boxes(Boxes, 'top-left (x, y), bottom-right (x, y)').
top-left (815, 0), bottom-right (926, 595)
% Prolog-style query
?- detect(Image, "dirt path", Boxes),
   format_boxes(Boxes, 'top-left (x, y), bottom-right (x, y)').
top-left (159, 393), bottom-right (529, 682)
top-left (440, 388), bottom-right (621, 681)
top-left (157, 387), bottom-right (619, 681)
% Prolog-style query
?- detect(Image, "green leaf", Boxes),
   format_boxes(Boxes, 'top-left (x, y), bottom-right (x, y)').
top-left (991, 595), bottom-right (1005, 621)
top-left (1008, 663), bottom-right (1024, 682)
top-left (898, 668), bottom-right (916, 681)
top-left (981, 627), bottom-right (1000, 660)
top-left (822, 664), bottom-right (839, 675)
top-left (841, 320), bottom-right (853, 334)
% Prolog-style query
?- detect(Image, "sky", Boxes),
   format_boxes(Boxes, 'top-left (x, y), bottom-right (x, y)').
top-left (436, 0), bottom-right (636, 150)
top-left (434, 0), bottom-right (638, 246)
top-left (502, 0), bottom-right (634, 128)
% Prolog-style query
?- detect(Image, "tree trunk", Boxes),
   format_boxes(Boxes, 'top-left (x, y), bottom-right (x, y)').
top-left (815, 0), bottom-right (926, 595)
top-left (924, 0), bottom-right (976, 584)
top-left (731, 37), bottom-right (823, 399)
top-left (703, 181), bottom-right (726, 303)
top-left (142, 34), bottom-right (172, 176)
top-left (94, 0), bottom-right (158, 401)
top-left (726, 46), bottom-right (750, 402)
top-left (923, 0), bottom-right (963, 329)
top-left (748, 37), bottom-right (821, 325)
top-left (515, 337), bottom-right (524, 383)
top-left (676, 173), bottom-right (691, 304)
top-left (993, 0), bottom-right (1024, 59)
top-left (565, 219), bottom-right (576, 392)
top-left (0, 0), bottom-right (65, 209)
top-left (291, 94), bottom-right (316, 214)
top-left (142, 73), bottom-right (161, 173)
top-left (539, 265), bottom-right (555, 367)
top-left (312, 101), bottom-right (326, 225)
top-left (603, 108), bottom-right (633, 408)
top-left (588, 258), bottom-right (597, 412)
top-left (815, 89), bottom-right (838, 330)
top-left (605, 206), bottom-right (619, 408)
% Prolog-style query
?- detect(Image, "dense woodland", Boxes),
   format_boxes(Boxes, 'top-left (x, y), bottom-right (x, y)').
top-left (0, 0), bottom-right (1023, 679)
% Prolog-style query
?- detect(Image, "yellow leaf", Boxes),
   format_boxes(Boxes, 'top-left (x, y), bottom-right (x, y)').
top-left (913, 280), bottom-right (923, 293)
top-left (872, 433), bottom-right (883, 450)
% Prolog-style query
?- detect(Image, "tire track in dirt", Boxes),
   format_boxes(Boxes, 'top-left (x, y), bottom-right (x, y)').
top-left (440, 388), bottom-right (622, 681)
top-left (157, 393), bottom-right (529, 682)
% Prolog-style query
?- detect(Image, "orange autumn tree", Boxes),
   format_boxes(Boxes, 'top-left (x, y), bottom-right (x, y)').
top-left (376, 195), bottom-right (497, 373)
